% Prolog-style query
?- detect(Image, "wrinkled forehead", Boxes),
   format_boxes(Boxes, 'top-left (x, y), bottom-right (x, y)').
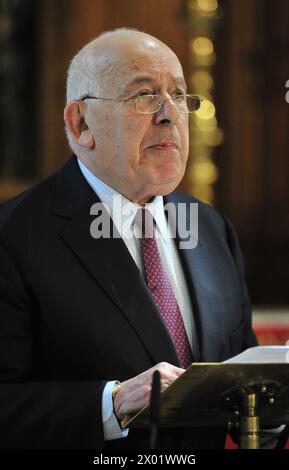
top-left (94, 42), bottom-right (185, 94)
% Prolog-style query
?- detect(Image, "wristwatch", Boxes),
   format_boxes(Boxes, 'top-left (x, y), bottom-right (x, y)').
top-left (112, 382), bottom-right (121, 399)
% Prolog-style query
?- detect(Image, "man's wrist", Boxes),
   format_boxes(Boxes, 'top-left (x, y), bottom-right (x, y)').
top-left (102, 381), bottom-right (128, 440)
top-left (112, 382), bottom-right (122, 420)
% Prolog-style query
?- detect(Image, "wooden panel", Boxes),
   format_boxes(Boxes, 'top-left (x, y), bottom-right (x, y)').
top-left (37, 0), bottom-right (72, 175)
top-left (214, 0), bottom-right (289, 303)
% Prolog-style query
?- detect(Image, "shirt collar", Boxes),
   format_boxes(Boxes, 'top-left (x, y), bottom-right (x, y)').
top-left (77, 158), bottom-right (168, 243)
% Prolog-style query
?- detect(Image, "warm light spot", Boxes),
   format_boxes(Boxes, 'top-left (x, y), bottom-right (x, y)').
top-left (193, 52), bottom-right (216, 66)
top-left (195, 99), bottom-right (215, 119)
top-left (190, 71), bottom-right (214, 92)
top-left (206, 128), bottom-right (224, 146)
top-left (191, 37), bottom-right (214, 56)
top-left (192, 160), bottom-right (218, 184)
top-left (195, 115), bottom-right (217, 131)
top-left (196, 0), bottom-right (218, 12)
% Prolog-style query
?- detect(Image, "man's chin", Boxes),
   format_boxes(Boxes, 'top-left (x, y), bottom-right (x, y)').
top-left (149, 176), bottom-right (183, 197)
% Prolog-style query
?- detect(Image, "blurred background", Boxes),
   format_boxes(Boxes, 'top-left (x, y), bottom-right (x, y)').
top-left (0, 0), bottom-right (289, 344)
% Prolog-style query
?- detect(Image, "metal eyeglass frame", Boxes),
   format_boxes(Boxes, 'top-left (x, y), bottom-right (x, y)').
top-left (80, 94), bottom-right (203, 114)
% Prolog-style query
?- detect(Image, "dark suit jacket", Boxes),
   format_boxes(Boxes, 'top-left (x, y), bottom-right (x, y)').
top-left (0, 156), bottom-right (257, 449)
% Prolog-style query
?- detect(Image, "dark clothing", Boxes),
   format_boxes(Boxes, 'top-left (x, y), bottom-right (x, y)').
top-left (0, 156), bottom-right (257, 448)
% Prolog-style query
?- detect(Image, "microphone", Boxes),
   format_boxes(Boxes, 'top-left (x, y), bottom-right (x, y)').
top-left (149, 370), bottom-right (161, 449)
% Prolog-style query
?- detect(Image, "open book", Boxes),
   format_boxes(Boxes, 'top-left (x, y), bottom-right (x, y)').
top-left (223, 346), bottom-right (289, 364)
top-left (122, 346), bottom-right (289, 429)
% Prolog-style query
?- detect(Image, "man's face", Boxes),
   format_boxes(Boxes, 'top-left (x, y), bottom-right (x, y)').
top-left (85, 38), bottom-right (189, 203)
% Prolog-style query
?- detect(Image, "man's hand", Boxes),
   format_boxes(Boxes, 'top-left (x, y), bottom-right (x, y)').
top-left (113, 362), bottom-right (185, 420)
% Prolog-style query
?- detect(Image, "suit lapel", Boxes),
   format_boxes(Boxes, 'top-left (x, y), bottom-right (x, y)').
top-left (165, 193), bottom-right (236, 362)
top-left (176, 231), bottom-right (215, 362)
top-left (53, 157), bottom-right (180, 366)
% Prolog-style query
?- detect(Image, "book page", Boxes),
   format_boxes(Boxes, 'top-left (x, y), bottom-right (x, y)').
top-left (224, 346), bottom-right (289, 364)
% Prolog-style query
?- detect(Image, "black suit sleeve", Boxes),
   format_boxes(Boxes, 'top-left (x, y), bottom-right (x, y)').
top-left (0, 242), bottom-right (106, 449)
top-left (222, 215), bottom-right (258, 351)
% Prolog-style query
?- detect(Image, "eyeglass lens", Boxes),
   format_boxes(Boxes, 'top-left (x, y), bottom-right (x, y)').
top-left (135, 95), bottom-right (201, 114)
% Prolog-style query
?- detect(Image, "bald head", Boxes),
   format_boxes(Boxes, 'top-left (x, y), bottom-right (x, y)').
top-left (66, 28), bottom-right (180, 103)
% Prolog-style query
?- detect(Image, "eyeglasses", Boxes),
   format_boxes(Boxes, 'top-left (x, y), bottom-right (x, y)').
top-left (81, 94), bottom-right (203, 114)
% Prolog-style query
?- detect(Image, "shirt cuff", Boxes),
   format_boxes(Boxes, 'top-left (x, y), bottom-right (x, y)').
top-left (102, 381), bottom-right (129, 441)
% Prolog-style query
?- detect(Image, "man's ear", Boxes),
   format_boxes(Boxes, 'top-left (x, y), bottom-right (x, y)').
top-left (64, 101), bottom-right (94, 149)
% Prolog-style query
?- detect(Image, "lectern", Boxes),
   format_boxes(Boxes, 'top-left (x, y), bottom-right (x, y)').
top-left (121, 363), bottom-right (289, 449)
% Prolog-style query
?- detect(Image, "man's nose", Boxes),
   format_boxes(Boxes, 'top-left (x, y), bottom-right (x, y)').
top-left (153, 96), bottom-right (180, 125)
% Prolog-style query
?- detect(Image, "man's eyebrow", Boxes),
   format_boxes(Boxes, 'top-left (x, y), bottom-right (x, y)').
top-left (121, 76), bottom-right (155, 95)
top-left (121, 75), bottom-right (187, 95)
top-left (175, 77), bottom-right (187, 91)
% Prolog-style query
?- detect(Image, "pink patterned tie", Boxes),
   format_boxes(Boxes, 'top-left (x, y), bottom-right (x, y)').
top-left (139, 209), bottom-right (193, 369)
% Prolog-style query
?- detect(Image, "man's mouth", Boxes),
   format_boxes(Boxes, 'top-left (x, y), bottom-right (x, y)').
top-left (148, 141), bottom-right (178, 150)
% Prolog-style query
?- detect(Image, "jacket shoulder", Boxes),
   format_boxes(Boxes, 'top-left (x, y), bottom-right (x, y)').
top-left (0, 173), bottom-right (56, 231)
top-left (167, 190), bottom-right (226, 232)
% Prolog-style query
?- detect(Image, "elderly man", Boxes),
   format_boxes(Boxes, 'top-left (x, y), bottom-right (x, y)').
top-left (0, 28), bottom-right (259, 449)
